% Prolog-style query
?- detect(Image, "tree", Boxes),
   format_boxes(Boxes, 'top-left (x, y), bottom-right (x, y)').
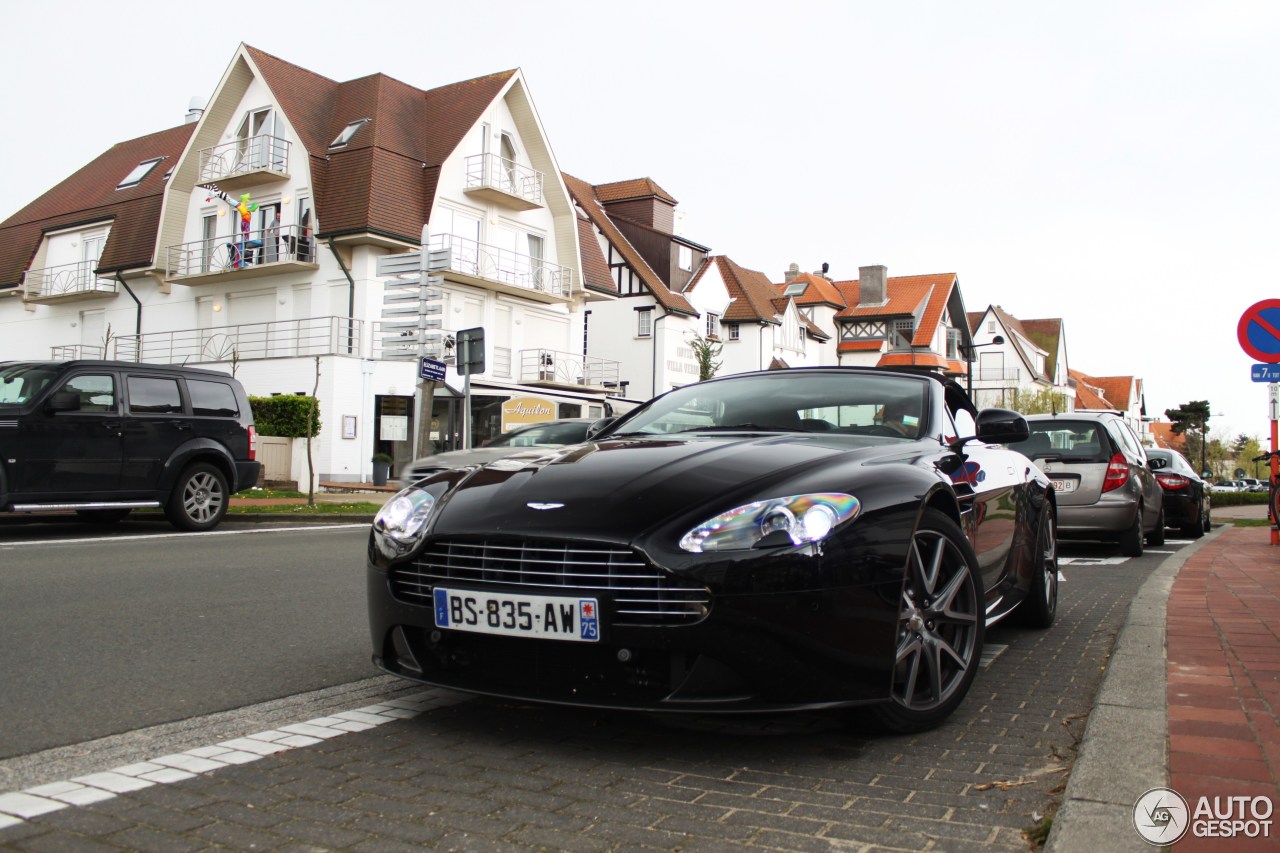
top-left (1165, 400), bottom-right (1212, 474)
top-left (688, 334), bottom-right (723, 382)
top-left (1005, 387), bottom-right (1069, 415)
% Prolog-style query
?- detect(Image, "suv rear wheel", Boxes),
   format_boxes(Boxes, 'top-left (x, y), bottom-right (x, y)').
top-left (165, 463), bottom-right (228, 531)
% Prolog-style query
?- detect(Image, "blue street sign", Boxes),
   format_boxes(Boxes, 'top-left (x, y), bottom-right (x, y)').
top-left (419, 357), bottom-right (446, 381)
top-left (1251, 364), bottom-right (1280, 382)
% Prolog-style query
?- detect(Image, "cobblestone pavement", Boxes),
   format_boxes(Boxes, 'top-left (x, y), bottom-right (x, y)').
top-left (0, 551), bottom-right (1162, 852)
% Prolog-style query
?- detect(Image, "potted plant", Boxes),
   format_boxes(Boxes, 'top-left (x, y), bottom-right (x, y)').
top-left (371, 452), bottom-right (393, 486)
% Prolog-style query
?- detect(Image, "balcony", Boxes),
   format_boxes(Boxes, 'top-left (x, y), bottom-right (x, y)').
top-left (166, 224), bottom-right (318, 284)
top-left (49, 344), bottom-right (105, 360)
top-left (463, 153), bottom-right (544, 210)
top-left (429, 234), bottom-right (572, 303)
top-left (24, 261), bottom-right (117, 304)
top-left (197, 135), bottom-right (290, 192)
top-left (519, 349), bottom-right (620, 392)
top-left (114, 316), bottom-right (361, 364)
top-left (974, 368), bottom-right (1022, 382)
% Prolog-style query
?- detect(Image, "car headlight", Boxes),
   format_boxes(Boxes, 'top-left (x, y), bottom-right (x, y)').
top-left (372, 486), bottom-right (442, 559)
top-left (679, 493), bottom-right (861, 553)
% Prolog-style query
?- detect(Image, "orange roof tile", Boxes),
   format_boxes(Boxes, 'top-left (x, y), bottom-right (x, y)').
top-left (839, 341), bottom-right (885, 353)
top-left (594, 178), bottom-right (677, 205)
top-left (877, 352), bottom-right (951, 369)
top-left (776, 273), bottom-right (846, 308)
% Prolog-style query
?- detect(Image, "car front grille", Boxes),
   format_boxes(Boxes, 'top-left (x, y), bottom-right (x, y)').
top-left (392, 536), bottom-right (711, 627)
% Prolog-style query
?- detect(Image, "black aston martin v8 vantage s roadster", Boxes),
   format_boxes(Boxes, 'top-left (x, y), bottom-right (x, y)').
top-left (367, 367), bottom-right (1059, 732)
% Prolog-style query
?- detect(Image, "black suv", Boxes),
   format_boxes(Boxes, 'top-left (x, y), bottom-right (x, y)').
top-left (0, 360), bottom-right (260, 531)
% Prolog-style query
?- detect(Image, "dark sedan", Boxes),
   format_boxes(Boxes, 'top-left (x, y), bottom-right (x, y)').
top-left (367, 368), bottom-right (1059, 732)
top-left (1147, 448), bottom-right (1211, 538)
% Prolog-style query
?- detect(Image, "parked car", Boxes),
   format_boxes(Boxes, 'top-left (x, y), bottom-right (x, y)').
top-left (1238, 477), bottom-right (1268, 493)
top-left (400, 418), bottom-right (596, 482)
top-left (368, 367), bottom-right (1059, 733)
top-left (1210, 480), bottom-right (1243, 493)
top-left (1007, 412), bottom-right (1164, 556)
top-left (0, 360), bottom-right (260, 531)
top-left (1146, 449), bottom-right (1211, 539)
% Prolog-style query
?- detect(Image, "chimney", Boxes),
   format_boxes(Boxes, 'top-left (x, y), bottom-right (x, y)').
top-left (783, 262), bottom-right (801, 282)
top-left (858, 265), bottom-right (888, 306)
top-left (184, 96), bottom-right (206, 125)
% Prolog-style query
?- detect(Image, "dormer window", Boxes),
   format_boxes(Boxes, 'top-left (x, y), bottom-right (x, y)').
top-left (678, 245), bottom-right (693, 272)
top-left (330, 119), bottom-right (369, 149)
top-left (116, 157), bottom-right (164, 190)
top-left (784, 282), bottom-right (806, 297)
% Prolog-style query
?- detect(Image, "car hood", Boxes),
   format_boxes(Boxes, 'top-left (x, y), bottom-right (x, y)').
top-left (427, 434), bottom-right (905, 540)
top-left (404, 445), bottom-right (558, 475)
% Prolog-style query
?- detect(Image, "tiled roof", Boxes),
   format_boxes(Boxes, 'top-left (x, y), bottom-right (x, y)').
top-left (838, 340), bottom-right (885, 353)
top-left (574, 211), bottom-right (615, 293)
top-left (777, 273), bottom-right (846, 308)
top-left (1149, 422), bottom-right (1186, 451)
top-left (1092, 376), bottom-right (1135, 410)
top-left (245, 45), bottom-right (515, 243)
top-left (989, 305), bottom-right (1051, 381)
top-left (1069, 368), bottom-right (1116, 410)
top-left (713, 256), bottom-right (784, 324)
top-left (0, 123), bottom-right (196, 288)
top-left (561, 172), bottom-right (692, 313)
top-left (966, 311), bottom-right (985, 334)
top-left (877, 351), bottom-right (952, 370)
top-left (1013, 317), bottom-right (1064, 371)
top-left (593, 178), bottom-right (677, 205)
top-left (834, 273), bottom-right (958, 349)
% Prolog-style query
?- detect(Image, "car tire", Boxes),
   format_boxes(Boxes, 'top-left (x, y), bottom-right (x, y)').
top-left (165, 463), bottom-right (228, 532)
top-left (872, 509), bottom-right (984, 733)
top-left (1184, 504), bottom-right (1205, 539)
top-left (1016, 507), bottom-right (1058, 629)
top-left (1119, 506), bottom-right (1144, 557)
top-left (75, 508), bottom-right (133, 523)
top-left (1203, 505), bottom-right (1212, 534)
top-left (1147, 505), bottom-right (1165, 547)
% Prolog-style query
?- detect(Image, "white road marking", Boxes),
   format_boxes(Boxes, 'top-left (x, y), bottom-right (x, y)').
top-left (0, 524), bottom-right (369, 548)
top-left (1058, 556), bottom-right (1131, 566)
top-left (0, 691), bottom-right (465, 829)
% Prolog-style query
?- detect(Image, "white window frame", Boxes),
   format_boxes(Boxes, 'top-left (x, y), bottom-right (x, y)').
top-left (706, 312), bottom-right (720, 339)
top-left (637, 309), bottom-right (653, 338)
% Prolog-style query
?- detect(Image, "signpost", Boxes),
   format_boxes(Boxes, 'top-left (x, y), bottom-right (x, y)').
top-left (376, 228), bottom-right (451, 462)
top-left (455, 327), bottom-right (485, 449)
top-left (1238, 301), bottom-right (1280, 545)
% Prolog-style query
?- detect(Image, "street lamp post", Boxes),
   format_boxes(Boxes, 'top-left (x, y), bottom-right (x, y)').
top-left (961, 335), bottom-right (1004, 402)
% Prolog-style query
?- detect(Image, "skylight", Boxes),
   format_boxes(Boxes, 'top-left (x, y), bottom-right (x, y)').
top-left (784, 282), bottom-right (807, 296)
top-left (329, 119), bottom-right (369, 149)
top-left (116, 157), bottom-right (164, 189)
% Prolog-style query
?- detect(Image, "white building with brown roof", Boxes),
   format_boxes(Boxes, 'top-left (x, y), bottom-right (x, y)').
top-left (965, 306), bottom-right (1074, 410)
top-left (0, 44), bottom-right (626, 486)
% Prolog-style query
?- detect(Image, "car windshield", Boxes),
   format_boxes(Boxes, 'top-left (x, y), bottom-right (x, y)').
top-left (608, 371), bottom-right (931, 439)
top-left (0, 363), bottom-right (59, 405)
top-left (487, 421), bottom-right (589, 448)
top-left (1008, 422), bottom-right (1109, 462)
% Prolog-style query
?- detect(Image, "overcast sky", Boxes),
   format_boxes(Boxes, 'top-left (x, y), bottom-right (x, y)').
top-left (4, 1), bottom-right (1277, 440)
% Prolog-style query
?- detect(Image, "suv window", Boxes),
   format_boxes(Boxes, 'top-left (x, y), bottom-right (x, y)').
top-left (62, 374), bottom-right (116, 413)
top-left (189, 379), bottom-right (239, 417)
top-left (127, 376), bottom-right (184, 414)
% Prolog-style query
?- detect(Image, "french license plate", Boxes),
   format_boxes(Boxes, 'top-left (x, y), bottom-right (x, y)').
top-left (432, 587), bottom-right (600, 642)
top-left (1050, 479), bottom-right (1077, 493)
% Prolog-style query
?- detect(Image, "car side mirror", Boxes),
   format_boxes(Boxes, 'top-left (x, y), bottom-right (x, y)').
top-left (585, 417), bottom-right (616, 440)
top-left (46, 390), bottom-right (80, 413)
top-left (949, 408), bottom-right (1028, 452)
top-left (975, 408), bottom-right (1029, 444)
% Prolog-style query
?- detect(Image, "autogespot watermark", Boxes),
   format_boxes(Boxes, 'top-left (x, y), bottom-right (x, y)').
top-left (1133, 787), bottom-right (1274, 845)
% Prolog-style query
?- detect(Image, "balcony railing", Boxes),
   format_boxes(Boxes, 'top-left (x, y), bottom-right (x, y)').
top-left (464, 153), bottom-right (544, 209)
top-left (197, 135), bottom-right (290, 186)
top-left (428, 233), bottom-right (571, 299)
top-left (114, 316), bottom-right (360, 364)
top-left (50, 344), bottom-right (105, 360)
top-left (24, 261), bottom-right (117, 301)
top-left (166, 224), bottom-right (316, 280)
top-left (974, 368), bottom-right (1022, 382)
top-left (520, 348), bottom-right (620, 389)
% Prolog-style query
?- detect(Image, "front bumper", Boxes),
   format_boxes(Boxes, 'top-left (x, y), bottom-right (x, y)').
top-left (367, 567), bottom-right (900, 713)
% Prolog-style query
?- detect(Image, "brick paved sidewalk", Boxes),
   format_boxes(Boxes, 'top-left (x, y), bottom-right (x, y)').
top-left (1167, 525), bottom-right (1280, 852)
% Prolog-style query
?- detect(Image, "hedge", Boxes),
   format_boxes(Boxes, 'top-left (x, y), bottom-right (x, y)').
top-left (249, 395), bottom-right (321, 438)
top-left (1209, 491), bottom-right (1270, 508)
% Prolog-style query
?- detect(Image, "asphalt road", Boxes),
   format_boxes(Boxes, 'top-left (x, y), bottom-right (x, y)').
top-left (0, 521), bottom-right (374, 759)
